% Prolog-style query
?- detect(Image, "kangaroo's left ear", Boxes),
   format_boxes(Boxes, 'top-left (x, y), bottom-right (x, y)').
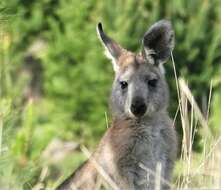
top-left (97, 22), bottom-right (125, 72)
top-left (142, 20), bottom-right (175, 65)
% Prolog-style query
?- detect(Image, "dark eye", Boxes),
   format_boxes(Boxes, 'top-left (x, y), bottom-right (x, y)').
top-left (120, 81), bottom-right (128, 89)
top-left (148, 79), bottom-right (158, 88)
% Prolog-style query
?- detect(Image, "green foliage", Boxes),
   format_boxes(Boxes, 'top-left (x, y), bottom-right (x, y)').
top-left (1, 0), bottom-right (221, 189)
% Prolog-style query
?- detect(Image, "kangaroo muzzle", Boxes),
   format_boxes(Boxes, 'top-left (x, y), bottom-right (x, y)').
top-left (130, 97), bottom-right (147, 117)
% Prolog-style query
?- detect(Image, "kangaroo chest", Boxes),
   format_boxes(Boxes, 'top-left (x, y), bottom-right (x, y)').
top-left (129, 125), bottom-right (165, 167)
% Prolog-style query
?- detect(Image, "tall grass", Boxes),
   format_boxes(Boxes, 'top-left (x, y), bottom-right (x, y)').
top-left (174, 77), bottom-right (221, 189)
top-left (172, 52), bottom-right (221, 189)
top-left (1, 58), bottom-right (221, 190)
top-left (1, 13), bottom-right (221, 190)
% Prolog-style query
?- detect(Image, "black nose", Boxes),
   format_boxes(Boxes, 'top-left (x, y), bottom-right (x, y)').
top-left (130, 97), bottom-right (147, 117)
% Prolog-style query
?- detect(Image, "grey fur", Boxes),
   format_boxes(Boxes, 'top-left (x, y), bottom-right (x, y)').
top-left (143, 20), bottom-right (175, 65)
top-left (56, 20), bottom-right (177, 190)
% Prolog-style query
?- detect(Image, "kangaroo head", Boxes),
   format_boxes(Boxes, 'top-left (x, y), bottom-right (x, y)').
top-left (97, 20), bottom-right (175, 119)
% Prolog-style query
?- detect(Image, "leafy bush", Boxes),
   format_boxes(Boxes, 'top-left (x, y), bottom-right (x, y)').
top-left (1, 0), bottom-right (221, 188)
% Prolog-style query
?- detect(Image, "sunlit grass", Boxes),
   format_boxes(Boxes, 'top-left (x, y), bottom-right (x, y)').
top-left (0, 11), bottom-right (221, 190)
top-left (1, 43), bottom-right (221, 190)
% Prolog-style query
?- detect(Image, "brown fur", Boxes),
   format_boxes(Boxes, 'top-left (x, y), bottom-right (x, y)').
top-left (118, 53), bottom-right (146, 72)
top-left (56, 117), bottom-right (134, 190)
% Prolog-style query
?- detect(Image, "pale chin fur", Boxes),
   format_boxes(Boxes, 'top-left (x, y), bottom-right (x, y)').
top-left (127, 108), bottom-right (136, 118)
top-left (144, 103), bottom-right (155, 117)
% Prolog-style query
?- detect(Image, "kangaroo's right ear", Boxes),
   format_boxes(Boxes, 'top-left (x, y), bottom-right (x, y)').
top-left (142, 20), bottom-right (175, 65)
top-left (97, 23), bottom-right (124, 72)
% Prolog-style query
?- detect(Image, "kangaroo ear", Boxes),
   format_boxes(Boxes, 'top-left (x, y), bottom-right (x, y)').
top-left (97, 22), bottom-right (124, 72)
top-left (142, 20), bottom-right (175, 65)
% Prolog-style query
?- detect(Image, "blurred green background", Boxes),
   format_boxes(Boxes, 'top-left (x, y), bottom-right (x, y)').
top-left (0, 0), bottom-right (221, 189)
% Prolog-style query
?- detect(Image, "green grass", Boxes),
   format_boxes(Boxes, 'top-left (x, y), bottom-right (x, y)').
top-left (1, 2), bottom-right (221, 189)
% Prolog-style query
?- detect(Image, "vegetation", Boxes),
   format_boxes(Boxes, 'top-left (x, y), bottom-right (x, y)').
top-left (0, 0), bottom-right (221, 189)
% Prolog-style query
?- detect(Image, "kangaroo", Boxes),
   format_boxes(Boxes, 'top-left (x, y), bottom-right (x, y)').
top-left (56, 20), bottom-right (177, 190)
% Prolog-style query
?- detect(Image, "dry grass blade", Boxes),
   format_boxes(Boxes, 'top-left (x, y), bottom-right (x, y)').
top-left (154, 162), bottom-right (162, 190)
top-left (81, 146), bottom-right (120, 190)
top-left (193, 136), bottom-right (221, 176)
top-left (105, 111), bottom-right (109, 128)
top-left (206, 80), bottom-right (213, 121)
top-left (138, 162), bottom-right (175, 189)
top-left (178, 78), bottom-right (212, 138)
top-left (171, 52), bottom-right (180, 101)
